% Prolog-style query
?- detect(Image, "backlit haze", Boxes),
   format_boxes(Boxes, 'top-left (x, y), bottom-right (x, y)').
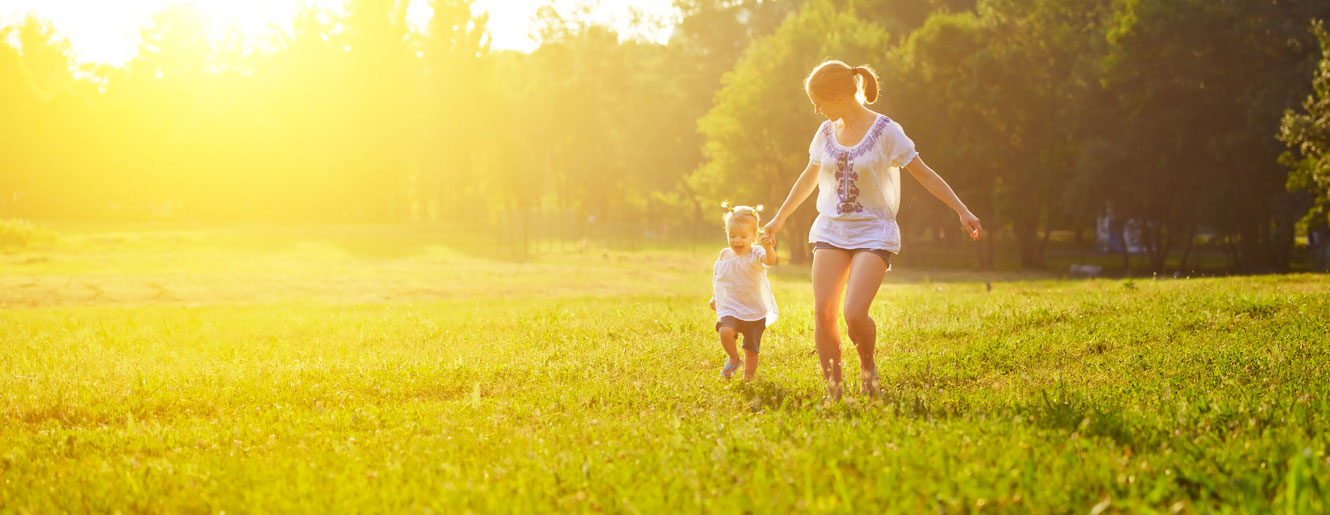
top-left (0, 0), bottom-right (676, 65)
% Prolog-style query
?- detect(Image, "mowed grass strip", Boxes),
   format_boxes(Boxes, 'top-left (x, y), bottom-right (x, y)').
top-left (3, 271), bottom-right (1328, 512)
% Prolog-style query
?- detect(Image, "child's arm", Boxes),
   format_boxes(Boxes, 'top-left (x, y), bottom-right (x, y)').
top-left (758, 239), bottom-right (777, 266)
top-left (904, 156), bottom-right (983, 240)
top-left (710, 297), bottom-right (716, 311)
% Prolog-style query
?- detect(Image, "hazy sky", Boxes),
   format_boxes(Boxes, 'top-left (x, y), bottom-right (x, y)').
top-left (0, 0), bottom-right (676, 65)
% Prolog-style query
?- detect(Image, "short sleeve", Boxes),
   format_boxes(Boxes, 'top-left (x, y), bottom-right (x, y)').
top-left (808, 122), bottom-right (828, 163)
top-left (882, 121), bottom-right (918, 168)
top-left (750, 246), bottom-right (768, 268)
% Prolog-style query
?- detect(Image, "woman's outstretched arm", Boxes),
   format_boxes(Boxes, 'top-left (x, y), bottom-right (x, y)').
top-left (904, 156), bottom-right (983, 239)
top-left (761, 161), bottom-right (820, 242)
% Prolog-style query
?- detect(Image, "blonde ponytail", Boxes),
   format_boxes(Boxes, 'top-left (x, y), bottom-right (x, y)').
top-left (852, 66), bottom-right (879, 103)
top-left (807, 60), bottom-right (880, 104)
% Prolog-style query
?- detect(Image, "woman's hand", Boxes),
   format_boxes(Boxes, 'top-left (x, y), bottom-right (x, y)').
top-left (959, 210), bottom-right (983, 240)
top-left (760, 218), bottom-right (783, 246)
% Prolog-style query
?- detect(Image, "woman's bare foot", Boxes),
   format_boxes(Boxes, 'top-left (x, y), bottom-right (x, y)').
top-left (860, 368), bottom-right (880, 398)
top-left (826, 378), bottom-right (843, 401)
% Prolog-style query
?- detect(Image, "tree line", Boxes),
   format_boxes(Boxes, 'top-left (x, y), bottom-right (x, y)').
top-left (2, 0), bottom-right (1329, 272)
top-left (695, 0), bottom-right (1330, 271)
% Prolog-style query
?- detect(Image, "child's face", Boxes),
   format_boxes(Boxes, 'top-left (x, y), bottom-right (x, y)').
top-left (726, 222), bottom-right (757, 253)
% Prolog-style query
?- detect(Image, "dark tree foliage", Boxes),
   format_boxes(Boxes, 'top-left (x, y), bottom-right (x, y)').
top-left (3, 0), bottom-right (1329, 271)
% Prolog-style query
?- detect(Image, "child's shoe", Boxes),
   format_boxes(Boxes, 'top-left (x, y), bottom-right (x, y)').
top-left (720, 357), bottom-right (741, 379)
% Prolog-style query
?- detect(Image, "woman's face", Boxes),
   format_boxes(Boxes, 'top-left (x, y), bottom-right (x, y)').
top-left (809, 93), bottom-right (851, 121)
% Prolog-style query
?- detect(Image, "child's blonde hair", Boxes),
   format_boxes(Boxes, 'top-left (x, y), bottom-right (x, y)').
top-left (805, 60), bottom-right (879, 104)
top-left (721, 202), bottom-right (763, 231)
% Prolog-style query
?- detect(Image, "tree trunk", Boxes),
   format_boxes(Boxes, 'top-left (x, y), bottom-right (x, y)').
top-left (1015, 221), bottom-right (1043, 270)
top-left (984, 230), bottom-right (996, 270)
top-left (1037, 225), bottom-right (1053, 267)
top-left (1176, 225), bottom-right (1195, 276)
top-left (1118, 221), bottom-right (1130, 275)
top-left (1271, 202), bottom-right (1304, 274)
top-left (782, 211), bottom-right (816, 264)
top-left (1236, 223), bottom-right (1263, 273)
top-left (1147, 222), bottom-right (1172, 275)
top-left (1224, 234), bottom-right (1239, 273)
top-left (521, 207), bottom-right (530, 258)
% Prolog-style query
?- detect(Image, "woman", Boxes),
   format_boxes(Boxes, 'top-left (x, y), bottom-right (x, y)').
top-left (761, 60), bottom-right (983, 400)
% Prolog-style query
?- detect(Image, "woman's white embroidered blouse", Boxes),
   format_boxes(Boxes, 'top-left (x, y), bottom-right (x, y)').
top-left (806, 114), bottom-right (917, 253)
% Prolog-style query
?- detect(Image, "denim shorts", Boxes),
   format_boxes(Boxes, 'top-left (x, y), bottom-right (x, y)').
top-left (811, 241), bottom-right (894, 266)
top-left (716, 316), bottom-right (765, 353)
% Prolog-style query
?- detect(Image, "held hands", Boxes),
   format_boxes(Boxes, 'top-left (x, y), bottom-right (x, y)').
top-left (709, 297), bottom-right (716, 311)
top-left (959, 210), bottom-right (983, 240)
top-left (759, 218), bottom-right (783, 247)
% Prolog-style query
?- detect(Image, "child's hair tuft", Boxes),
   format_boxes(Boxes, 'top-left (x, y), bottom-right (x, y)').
top-left (722, 202), bottom-right (763, 229)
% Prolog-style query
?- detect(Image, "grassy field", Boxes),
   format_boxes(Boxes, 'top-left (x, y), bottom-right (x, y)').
top-left (2, 224), bottom-right (1328, 512)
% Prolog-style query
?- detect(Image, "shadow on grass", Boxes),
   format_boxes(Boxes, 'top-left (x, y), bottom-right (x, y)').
top-left (733, 380), bottom-right (818, 412)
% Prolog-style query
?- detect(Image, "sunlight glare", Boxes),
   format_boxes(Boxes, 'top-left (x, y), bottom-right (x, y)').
top-left (1, 0), bottom-right (676, 65)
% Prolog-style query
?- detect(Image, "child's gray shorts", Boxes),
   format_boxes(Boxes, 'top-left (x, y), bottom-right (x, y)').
top-left (716, 316), bottom-right (766, 353)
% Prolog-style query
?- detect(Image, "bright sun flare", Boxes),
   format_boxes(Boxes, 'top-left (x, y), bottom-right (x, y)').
top-left (1, 0), bottom-right (674, 65)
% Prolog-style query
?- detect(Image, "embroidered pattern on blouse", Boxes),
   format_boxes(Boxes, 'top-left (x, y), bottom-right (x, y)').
top-left (834, 152), bottom-right (862, 214)
top-left (821, 116), bottom-right (890, 215)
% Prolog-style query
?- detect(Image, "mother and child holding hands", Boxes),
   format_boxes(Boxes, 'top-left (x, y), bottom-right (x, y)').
top-left (709, 59), bottom-right (983, 400)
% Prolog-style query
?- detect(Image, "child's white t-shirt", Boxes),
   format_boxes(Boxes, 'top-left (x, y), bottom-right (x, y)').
top-left (712, 246), bottom-right (778, 326)
top-left (806, 114), bottom-right (918, 253)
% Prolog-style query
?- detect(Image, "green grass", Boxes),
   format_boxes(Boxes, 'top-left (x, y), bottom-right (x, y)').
top-left (2, 225), bottom-right (1328, 512)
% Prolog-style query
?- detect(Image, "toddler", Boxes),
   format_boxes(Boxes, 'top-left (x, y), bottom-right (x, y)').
top-left (709, 202), bottom-right (778, 380)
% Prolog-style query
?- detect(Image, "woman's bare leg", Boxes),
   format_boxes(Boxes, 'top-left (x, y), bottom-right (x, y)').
top-left (812, 248), bottom-right (852, 399)
top-left (843, 252), bottom-right (888, 395)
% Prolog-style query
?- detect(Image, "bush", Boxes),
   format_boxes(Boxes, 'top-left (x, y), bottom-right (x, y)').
top-left (0, 219), bottom-right (55, 250)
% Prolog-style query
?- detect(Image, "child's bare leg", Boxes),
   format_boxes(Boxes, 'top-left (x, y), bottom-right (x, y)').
top-left (743, 349), bottom-right (759, 380)
top-left (719, 327), bottom-right (740, 362)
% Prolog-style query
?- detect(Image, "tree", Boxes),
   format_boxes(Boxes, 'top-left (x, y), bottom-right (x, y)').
top-left (978, 0), bottom-right (1110, 270)
top-left (0, 23), bottom-right (29, 216)
top-left (692, 0), bottom-right (891, 262)
top-left (853, 0), bottom-right (977, 41)
top-left (890, 0), bottom-right (1113, 270)
top-left (1, 15), bottom-right (94, 219)
top-left (636, 0), bottom-right (801, 235)
top-left (887, 11), bottom-right (997, 267)
top-left (1097, 0), bottom-right (1330, 273)
top-left (1280, 19), bottom-right (1330, 231)
top-left (123, 5), bottom-right (213, 219)
top-left (418, 0), bottom-right (491, 221)
top-left (337, 0), bottom-right (419, 220)
top-left (264, 4), bottom-right (352, 220)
